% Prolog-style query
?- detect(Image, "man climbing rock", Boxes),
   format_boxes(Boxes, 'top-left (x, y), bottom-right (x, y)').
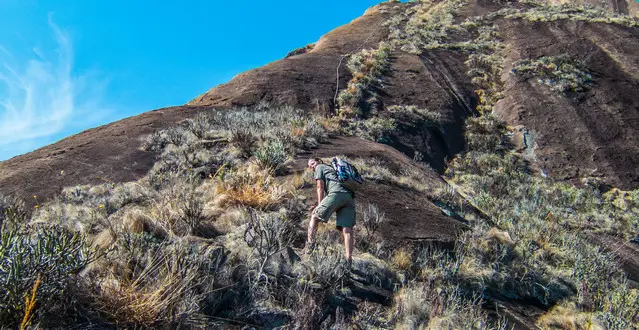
top-left (305, 157), bottom-right (356, 267)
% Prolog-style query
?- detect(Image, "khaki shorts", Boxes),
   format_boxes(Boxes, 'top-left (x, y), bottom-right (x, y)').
top-left (313, 192), bottom-right (356, 228)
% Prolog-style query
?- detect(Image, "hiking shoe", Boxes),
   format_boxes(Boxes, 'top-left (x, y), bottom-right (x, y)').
top-left (345, 258), bottom-right (353, 270)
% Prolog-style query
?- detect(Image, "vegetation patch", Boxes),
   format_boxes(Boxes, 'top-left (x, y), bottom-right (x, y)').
top-left (0, 105), bottom-right (340, 328)
top-left (337, 41), bottom-right (392, 118)
top-left (501, 3), bottom-right (639, 28)
top-left (4, 1), bottom-right (639, 328)
top-left (444, 110), bottom-right (639, 326)
top-left (512, 55), bottom-right (593, 93)
top-left (381, 1), bottom-right (639, 326)
top-left (386, 0), bottom-right (468, 54)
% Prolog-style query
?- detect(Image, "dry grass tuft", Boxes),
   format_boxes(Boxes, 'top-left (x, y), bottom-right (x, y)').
top-left (392, 248), bottom-right (412, 272)
top-left (122, 208), bottom-right (146, 234)
top-left (486, 227), bottom-right (514, 246)
top-left (215, 172), bottom-right (283, 210)
top-left (537, 302), bottom-right (603, 330)
top-left (93, 229), bottom-right (116, 251)
top-left (20, 275), bottom-right (40, 330)
top-left (93, 248), bottom-right (210, 328)
top-left (215, 207), bottom-right (249, 234)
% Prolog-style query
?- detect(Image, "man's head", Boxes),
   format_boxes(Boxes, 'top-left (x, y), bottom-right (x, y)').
top-left (307, 157), bottom-right (323, 170)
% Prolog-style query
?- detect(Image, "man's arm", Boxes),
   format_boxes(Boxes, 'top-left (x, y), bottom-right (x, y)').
top-left (316, 179), bottom-right (325, 205)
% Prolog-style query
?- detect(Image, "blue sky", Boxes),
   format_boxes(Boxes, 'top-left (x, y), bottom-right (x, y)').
top-left (0, 0), bottom-right (383, 161)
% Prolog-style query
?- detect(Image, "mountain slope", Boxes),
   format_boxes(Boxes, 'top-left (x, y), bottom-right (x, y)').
top-left (1, 2), bottom-right (476, 203)
top-left (0, 105), bottom-right (207, 203)
top-left (497, 18), bottom-right (639, 189)
top-left (1, 0), bottom-right (639, 328)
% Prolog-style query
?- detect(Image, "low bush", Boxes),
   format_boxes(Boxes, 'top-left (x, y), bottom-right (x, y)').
top-left (296, 243), bottom-right (347, 289)
top-left (393, 282), bottom-right (508, 330)
top-left (230, 127), bottom-right (258, 157)
top-left (463, 115), bottom-right (508, 153)
top-left (0, 194), bottom-right (29, 228)
top-left (351, 157), bottom-right (437, 194)
top-left (361, 117), bottom-right (397, 143)
top-left (145, 180), bottom-right (206, 237)
top-left (142, 130), bottom-right (168, 152)
top-left (243, 210), bottom-right (296, 284)
top-left (253, 140), bottom-right (291, 173)
top-left (0, 225), bottom-right (96, 326)
top-left (183, 112), bottom-right (212, 139)
top-left (144, 105), bottom-right (328, 185)
top-left (391, 0), bottom-right (467, 53)
top-left (502, 4), bottom-right (639, 28)
top-left (387, 105), bottom-right (442, 128)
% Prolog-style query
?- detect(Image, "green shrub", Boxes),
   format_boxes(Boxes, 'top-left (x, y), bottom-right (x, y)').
top-left (388, 0), bottom-right (467, 53)
top-left (463, 115), bottom-right (508, 153)
top-left (253, 140), bottom-right (290, 173)
top-left (183, 112), bottom-right (212, 139)
top-left (361, 117), bottom-right (397, 143)
top-left (243, 210), bottom-right (296, 283)
top-left (387, 105), bottom-right (444, 137)
top-left (0, 194), bottom-right (29, 228)
top-left (0, 226), bottom-right (96, 326)
top-left (230, 127), bottom-right (258, 157)
top-left (296, 243), bottom-right (347, 288)
top-left (145, 106), bottom-right (327, 181)
top-left (503, 4), bottom-right (639, 28)
top-left (302, 118), bottom-right (328, 145)
top-left (142, 130), bottom-right (168, 152)
top-left (393, 281), bottom-right (509, 330)
top-left (165, 126), bottom-right (187, 147)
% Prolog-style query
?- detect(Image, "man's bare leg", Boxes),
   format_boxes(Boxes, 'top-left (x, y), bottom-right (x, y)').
top-left (342, 227), bottom-right (353, 264)
top-left (306, 215), bottom-right (319, 251)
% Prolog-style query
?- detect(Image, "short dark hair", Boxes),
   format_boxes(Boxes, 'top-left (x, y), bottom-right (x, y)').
top-left (308, 157), bottom-right (324, 164)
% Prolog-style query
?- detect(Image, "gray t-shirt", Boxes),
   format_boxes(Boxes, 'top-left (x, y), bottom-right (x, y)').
top-left (314, 164), bottom-right (351, 194)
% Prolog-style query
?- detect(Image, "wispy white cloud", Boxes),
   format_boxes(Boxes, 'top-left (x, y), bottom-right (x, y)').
top-left (0, 14), bottom-right (111, 160)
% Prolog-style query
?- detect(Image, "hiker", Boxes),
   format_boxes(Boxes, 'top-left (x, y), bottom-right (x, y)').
top-left (305, 157), bottom-right (357, 266)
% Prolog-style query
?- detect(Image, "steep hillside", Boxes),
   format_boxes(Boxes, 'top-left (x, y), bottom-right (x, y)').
top-left (0, 2), bottom-right (472, 203)
top-left (497, 18), bottom-right (639, 189)
top-left (3, 1), bottom-right (638, 203)
top-left (0, 105), bottom-right (208, 204)
top-left (1, 0), bottom-right (639, 328)
top-left (551, 0), bottom-right (639, 17)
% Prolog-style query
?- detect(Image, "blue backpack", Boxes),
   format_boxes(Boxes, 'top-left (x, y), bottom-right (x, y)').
top-left (331, 157), bottom-right (364, 192)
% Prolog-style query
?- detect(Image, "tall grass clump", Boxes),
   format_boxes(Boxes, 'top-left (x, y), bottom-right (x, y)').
top-left (215, 171), bottom-right (284, 210)
top-left (88, 236), bottom-right (228, 328)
